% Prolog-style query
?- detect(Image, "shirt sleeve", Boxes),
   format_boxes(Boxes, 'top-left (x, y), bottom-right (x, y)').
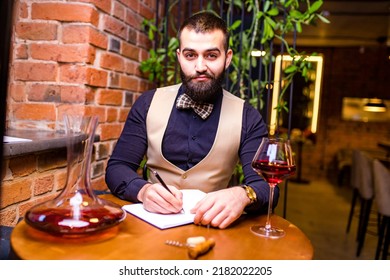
top-left (239, 101), bottom-right (280, 214)
top-left (105, 90), bottom-right (155, 202)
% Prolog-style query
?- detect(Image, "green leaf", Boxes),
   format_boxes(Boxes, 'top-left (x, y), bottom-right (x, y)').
top-left (317, 14), bottom-right (330, 24)
top-left (230, 20), bottom-right (242, 31)
top-left (308, 1), bottom-right (323, 14)
top-left (284, 65), bottom-right (297, 73)
top-left (266, 7), bottom-right (279, 16)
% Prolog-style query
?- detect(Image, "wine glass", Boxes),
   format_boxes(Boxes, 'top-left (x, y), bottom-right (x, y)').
top-left (251, 137), bottom-right (296, 238)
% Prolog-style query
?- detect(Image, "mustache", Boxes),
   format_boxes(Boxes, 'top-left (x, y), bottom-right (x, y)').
top-left (188, 72), bottom-right (214, 80)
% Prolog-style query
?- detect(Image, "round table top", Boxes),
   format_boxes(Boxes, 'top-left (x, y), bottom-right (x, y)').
top-left (11, 195), bottom-right (313, 260)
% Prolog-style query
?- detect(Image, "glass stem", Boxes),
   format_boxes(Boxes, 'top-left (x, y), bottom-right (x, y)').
top-left (265, 183), bottom-right (276, 230)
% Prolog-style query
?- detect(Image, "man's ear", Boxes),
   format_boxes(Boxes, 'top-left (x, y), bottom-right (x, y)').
top-left (225, 49), bottom-right (233, 69)
top-left (176, 48), bottom-right (182, 64)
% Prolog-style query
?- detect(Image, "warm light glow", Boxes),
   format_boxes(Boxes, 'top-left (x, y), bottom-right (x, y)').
top-left (251, 50), bottom-right (266, 57)
top-left (89, 218), bottom-right (99, 223)
top-left (363, 98), bottom-right (387, 112)
top-left (270, 55), bottom-right (323, 135)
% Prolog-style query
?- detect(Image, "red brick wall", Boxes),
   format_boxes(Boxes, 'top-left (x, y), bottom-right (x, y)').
top-left (1, 0), bottom-right (157, 227)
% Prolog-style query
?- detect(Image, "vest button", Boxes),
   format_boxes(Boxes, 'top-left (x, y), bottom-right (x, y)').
top-left (182, 174), bottom-right (187, 179)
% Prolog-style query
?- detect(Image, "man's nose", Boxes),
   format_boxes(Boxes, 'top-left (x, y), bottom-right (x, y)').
top-left (195, 57), bottom-right (207, 72)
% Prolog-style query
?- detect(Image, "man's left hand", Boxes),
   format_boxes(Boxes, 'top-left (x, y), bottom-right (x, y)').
top-left (191, 186), bottom-right (250, 229)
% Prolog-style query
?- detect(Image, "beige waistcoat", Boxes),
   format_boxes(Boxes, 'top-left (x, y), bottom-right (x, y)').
top-left (146, 84), bottom-right (244, 193)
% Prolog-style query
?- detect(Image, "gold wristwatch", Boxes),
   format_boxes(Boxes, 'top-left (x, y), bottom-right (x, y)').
top-left (241, 185), bottom-right (257, 205)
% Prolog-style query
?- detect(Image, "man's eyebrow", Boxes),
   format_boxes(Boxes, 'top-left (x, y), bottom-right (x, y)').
top-left (181, 47), bottom-right (221, 53)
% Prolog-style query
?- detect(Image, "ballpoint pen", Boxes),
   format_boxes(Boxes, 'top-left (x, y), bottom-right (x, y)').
top-left (147, 167), bottom-right (173, 194)
top-left (147, 166), bottom-right (184, 213)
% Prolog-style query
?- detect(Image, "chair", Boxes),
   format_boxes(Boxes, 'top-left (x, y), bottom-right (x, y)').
top-left (372, 159), bottom-right (390, 259)
top-left (346, 150), bottom-right (375, 257)
top-left (346, 150), bottom-right (360, 234)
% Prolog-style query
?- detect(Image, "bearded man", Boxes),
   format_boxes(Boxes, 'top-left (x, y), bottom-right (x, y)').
top-left (105, 11), bottom-right (278, 229)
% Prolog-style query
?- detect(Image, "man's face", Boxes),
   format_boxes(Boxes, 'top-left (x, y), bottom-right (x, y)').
top-left (177, 28), bottom-right (233, 103)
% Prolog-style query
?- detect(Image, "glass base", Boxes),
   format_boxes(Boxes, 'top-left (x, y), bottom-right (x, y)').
top-left (250, 225), bottom-right (285, 239)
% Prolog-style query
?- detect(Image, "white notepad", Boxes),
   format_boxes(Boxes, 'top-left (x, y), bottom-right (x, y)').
top-left (122, 189), bottom-right (206, 229)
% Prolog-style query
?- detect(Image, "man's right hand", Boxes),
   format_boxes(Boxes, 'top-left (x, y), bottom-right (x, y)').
top-left (137, 183), bottom-right (183, 214)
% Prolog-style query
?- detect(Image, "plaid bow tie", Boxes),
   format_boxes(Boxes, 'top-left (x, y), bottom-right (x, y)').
top-left (176, 93), bottom-right (214, 120)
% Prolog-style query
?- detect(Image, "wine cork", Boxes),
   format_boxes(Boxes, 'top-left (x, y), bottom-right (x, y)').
top-left (186, 236), bottom-right (206, 247)
top-left (188, 238), bottom-right (215, 259)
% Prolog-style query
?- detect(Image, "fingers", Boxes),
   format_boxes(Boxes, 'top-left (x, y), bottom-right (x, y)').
top-left (192, 189), bottom-right (245, 229)
top-left (142, 183), bottom-right (183, 214)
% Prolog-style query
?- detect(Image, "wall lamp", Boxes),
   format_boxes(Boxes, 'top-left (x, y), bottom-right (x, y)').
top-left (363, 98), bottom-right (387, 113)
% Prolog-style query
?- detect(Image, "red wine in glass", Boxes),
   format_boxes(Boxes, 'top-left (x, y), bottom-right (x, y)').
top-left (252, 160), bottom-right (296, 185)
top-left (251, 137), bottom-right (296, 238)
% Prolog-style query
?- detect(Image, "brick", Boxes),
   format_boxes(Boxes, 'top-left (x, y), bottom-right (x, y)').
top-left (15, 22), bottom-right (57, 41)
top-left (123, 0), bottom-right (139, 13)
top-left (58, 104), bottom-right (86, 119)
top-left (138, 1), bottom-right (155, 20)
top-left (10, 83), bottom-right (26, 102)
top-left (32, 3), bottom-right (99, 26)
top-left (100, 52), bottom-right (125, 72)
top-left (15, 44), bottom-right (28, 59)
top-left (28, 84), bottom-right (61, 102)
top-left (137, 31), bottom-right (152, 49)
top-left (125, 60), bottom-right (138, 75)
top-left (113, 1), bottom-right (126, 21)
top-left (37, 149), bottom-right (67, 172)
top-left (62, 25), bottom-right (107, 50)
top-left (86, 68), bottom-right (108, 87)
top-left (34, 174), bottom-right (55, 195)
top-left (109, 38), bottom-right (120, 53)
top-left (109, 72), bottom-right (120, 88)
top-left (95, 142), bottom-right (110, 160)
top-left (99, 123), bottom-right (123, 141)
top-left (106, 107), bottom-right (118, 122)
top-left (19, 2), bottom-right (28, 18)
top-left (121, 41), bottom-right (139, 61)
top-left (103, 15), bottom-right (127, 40)
top-left (85, 88), bottom-right (96, 104)
top-left (127, 28), bottom-right (137, 44)
top-left (60, 85), bottom-right (88, 103)
top-left (142, 0), bottom-right (156, 10)
top-left (60, 64), bottom-right (87, 84)
top-left (0, 179), bottom-right (32, 208)
top-left (54, 169), bottom-right (68, 191)
top-left (97, 89), bottom-right (123, 106)
top-left (124, 91), bottom-right (134, 107)
top-left (73, 0), bottom-right (112, 14)
top-left (120, 75), bottom-right (139, 91)
top-left (84, 106), bottom-right (106, 122)
top-left (92, 161), bottom-right (105, 178)
top-left (30, 43), bottom-right (96, 63)
top-left (119, 108), bottom-right (130, 121)
top-left (9, 155), bottom-right (37, 177)
top-left (14, 62), bottom-right (57, 82)
top-left (11, 103), bottom-right (56, 121)
top-left (0, 208), bottom-right (18, 227)
top-left (125, 9), bottom-right (143, 29)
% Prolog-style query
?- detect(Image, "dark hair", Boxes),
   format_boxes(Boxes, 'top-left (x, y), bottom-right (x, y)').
top-left (178, 11), bottom-right (230, 52)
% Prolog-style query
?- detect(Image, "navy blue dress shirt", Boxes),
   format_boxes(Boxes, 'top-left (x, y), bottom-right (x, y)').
top-left (105, 85), bottom-right (279, 213)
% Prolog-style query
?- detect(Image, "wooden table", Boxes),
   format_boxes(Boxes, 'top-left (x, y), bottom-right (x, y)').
top-left (10, 194), bottom-right (313, 260)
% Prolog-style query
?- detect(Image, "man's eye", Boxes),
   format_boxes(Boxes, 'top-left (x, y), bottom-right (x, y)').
top-left (206, 53), bottom-right (218, 59)
top-left (185, 53), bottom-right (196, 59)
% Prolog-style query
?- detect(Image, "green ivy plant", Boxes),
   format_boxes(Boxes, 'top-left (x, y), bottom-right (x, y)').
top-left (139, 0), bottom-right (329, 184)
top-left (140, 0), bottom-right (328, 113)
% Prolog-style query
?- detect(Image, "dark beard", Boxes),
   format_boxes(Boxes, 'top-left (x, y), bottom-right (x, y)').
top-left (180, 69), bottom-right (225, 103)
